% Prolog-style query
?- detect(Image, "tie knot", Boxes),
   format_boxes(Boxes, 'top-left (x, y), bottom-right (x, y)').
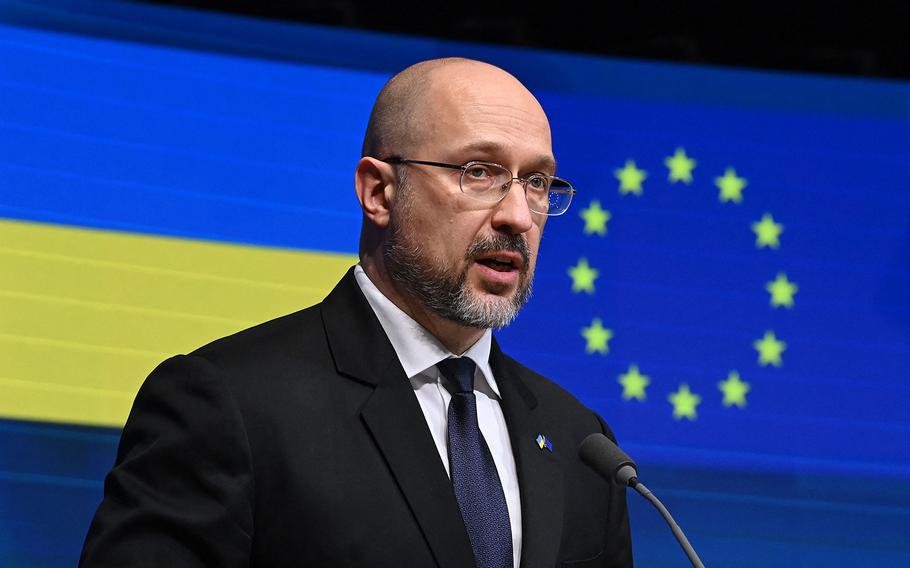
top-left (436, 357), bottom-right (476, 394)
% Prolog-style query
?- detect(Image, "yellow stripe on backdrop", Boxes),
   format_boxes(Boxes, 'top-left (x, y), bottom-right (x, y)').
top-left (0, 219), bottom-right (357, 428)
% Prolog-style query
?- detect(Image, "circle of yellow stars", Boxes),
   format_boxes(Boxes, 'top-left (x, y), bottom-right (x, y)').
top-left (570, 146), bottom-right (799, 420)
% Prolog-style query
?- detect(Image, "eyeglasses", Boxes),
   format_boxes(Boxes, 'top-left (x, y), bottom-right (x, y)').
top-left (382, 158), bottom-right (576, 216)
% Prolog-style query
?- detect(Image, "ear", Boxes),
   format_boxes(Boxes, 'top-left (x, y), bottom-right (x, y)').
top-left (354, 157), bottom-right (396, 229)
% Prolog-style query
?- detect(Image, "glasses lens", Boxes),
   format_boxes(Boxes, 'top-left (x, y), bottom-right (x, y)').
top-left (531, 177), bottom-right (573, 216)
top-left (525, 174), bottom-right (551, 212)
top-left (460, 162), bottom-right (510, 201)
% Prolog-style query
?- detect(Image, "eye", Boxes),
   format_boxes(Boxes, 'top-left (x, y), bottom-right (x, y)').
top-left (526, 174), bottom-right (550, 191)
top-left (466, 164), bottom-right (494, 179)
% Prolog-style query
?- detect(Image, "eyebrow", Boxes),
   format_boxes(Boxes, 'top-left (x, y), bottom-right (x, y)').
top-left (457, 141), bottom-right (558, 173)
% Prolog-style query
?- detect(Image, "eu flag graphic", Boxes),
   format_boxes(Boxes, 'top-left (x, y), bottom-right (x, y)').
top-left (498, 93), bottom-right (910, 479)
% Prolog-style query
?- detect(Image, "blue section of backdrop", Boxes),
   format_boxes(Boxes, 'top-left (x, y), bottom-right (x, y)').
top-left (2, 0), bottom-right (909, 565)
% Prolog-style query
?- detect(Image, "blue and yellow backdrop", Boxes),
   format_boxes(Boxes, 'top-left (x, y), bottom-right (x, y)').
top-left (2, 1), bottom-right (909, 565)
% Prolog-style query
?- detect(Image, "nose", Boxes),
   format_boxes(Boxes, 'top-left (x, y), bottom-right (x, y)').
top-left (491, 179), bottom-right (535, 235)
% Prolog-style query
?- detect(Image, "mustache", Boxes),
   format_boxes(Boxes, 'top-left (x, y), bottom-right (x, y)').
top-left (465, 233), bottom-right (531, 268)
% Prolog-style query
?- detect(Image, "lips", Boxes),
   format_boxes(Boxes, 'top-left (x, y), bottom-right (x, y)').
top-left (474, 251), bottom-right (524, 272)
top-left (464, 234), bottom-right (531, 285)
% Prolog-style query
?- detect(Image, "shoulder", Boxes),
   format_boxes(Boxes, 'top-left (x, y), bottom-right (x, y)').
top-left (188, 304), bottom-right (326, 371)
top-left (127, 304), bottom-right (331, 422)
top-left (185, 268), bottom-right (368, 377)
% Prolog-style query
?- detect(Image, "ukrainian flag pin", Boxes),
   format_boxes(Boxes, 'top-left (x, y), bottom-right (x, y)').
top-left (535, 434), bottom-right (553, 452)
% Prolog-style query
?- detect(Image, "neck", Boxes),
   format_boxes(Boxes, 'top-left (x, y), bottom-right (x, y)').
top-left (360, 253), bottom-right (485, 355)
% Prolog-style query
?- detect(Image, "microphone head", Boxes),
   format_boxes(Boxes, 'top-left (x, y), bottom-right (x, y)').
top-left (578, 433), bottom-right (638, 486)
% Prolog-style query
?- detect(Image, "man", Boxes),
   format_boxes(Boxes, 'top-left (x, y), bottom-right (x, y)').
top-left (81, 58), bottom-right (632, 567)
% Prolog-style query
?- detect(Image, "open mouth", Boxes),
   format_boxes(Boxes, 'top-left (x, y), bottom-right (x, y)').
top-left (476, 257), bottom-right (517, 272)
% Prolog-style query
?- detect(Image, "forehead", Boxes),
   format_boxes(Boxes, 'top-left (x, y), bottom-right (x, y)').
top-left (416, 64), bottom-right (554, 168)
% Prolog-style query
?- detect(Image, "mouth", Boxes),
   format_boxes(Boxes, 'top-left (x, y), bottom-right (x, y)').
top-left (473, 251), bottom-right (524, 273)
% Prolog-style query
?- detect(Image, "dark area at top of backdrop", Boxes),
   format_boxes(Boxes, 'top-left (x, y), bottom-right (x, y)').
top-left (149, 0), bottom-right (910, 80)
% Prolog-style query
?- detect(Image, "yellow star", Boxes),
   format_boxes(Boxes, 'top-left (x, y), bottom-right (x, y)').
top-left (668, 383), bottom-right (701, 421)
top-left (664, 148), bottom-right (696, 184)
top-left (766, 272), bottom-right (798, 308)
top-left (753, 330), bottom-right (786, 367)
top-left (615, 159), bottom-right (647, 196)
top-left (718, 370), bottom-right (750, 408)
top-left (568, 258), bottom-right (599, 294)
top-left (581, 318), bottom-right (613, 354)
top-left (580, 200), bottom-right (611, 236)
top-left (751, 213), bottom-right (784, 249)
top-left (714, 167), bottom-right (747, 203)
top-left (618, 364), bottom-right (650, 401)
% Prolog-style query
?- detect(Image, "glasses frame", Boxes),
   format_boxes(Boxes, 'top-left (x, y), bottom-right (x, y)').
top-left (382, 157), bottom-right (576, 216)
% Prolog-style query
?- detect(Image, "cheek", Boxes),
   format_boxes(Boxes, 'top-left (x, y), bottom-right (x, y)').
top-left (528, 224), bottom-right (544, 253)
top-left (419, 215), bottom-right (473, 263)
top-left (526, 230), bottom-right (543, 273)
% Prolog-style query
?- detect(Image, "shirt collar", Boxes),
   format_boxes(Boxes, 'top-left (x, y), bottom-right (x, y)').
top-left (354, 264), bottom-right (500, 398)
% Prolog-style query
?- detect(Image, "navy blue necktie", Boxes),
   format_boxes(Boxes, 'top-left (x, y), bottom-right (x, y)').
top-left (437, 357), bottom-right (513, 568)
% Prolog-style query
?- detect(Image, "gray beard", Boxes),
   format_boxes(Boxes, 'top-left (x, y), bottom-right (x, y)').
top-left (383, 219), bottom-right (533, 330)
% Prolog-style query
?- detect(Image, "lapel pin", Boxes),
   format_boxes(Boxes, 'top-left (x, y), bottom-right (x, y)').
top-left (535, 434), bottom-right (553, 452)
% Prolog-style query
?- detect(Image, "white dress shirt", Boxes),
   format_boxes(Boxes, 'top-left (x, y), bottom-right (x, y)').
top-left (354, 265), bottom-right (522, 568)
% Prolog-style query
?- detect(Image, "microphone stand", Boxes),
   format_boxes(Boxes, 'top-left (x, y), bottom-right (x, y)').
top-left (628, 477), bottom-right (705, 568)
top-left (579, 435), bottom-right (707, 567)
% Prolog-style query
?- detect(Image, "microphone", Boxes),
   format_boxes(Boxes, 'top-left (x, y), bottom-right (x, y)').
top-left (579, 433), bottom-right (706, 568)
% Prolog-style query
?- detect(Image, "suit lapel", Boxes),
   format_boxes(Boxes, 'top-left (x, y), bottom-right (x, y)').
top-left (491, 340), bottom-right (565, 568)
top-left (321, 270), bottom-right (475, 568)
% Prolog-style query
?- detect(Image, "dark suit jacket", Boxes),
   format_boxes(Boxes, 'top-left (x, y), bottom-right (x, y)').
top-left (80, 268), bottom-right (632, 567)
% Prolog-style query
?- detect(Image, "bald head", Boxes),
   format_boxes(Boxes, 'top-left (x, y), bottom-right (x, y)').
top-left (354, 57), bottom-right (556, 344)
top-left (361, 58), bottom-right (547, 159)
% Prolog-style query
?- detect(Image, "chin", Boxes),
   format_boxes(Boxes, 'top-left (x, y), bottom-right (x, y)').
top-left (458, 274), bottom-right (532, 330)
top-left (474, 280), bottom-right (516, 298)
